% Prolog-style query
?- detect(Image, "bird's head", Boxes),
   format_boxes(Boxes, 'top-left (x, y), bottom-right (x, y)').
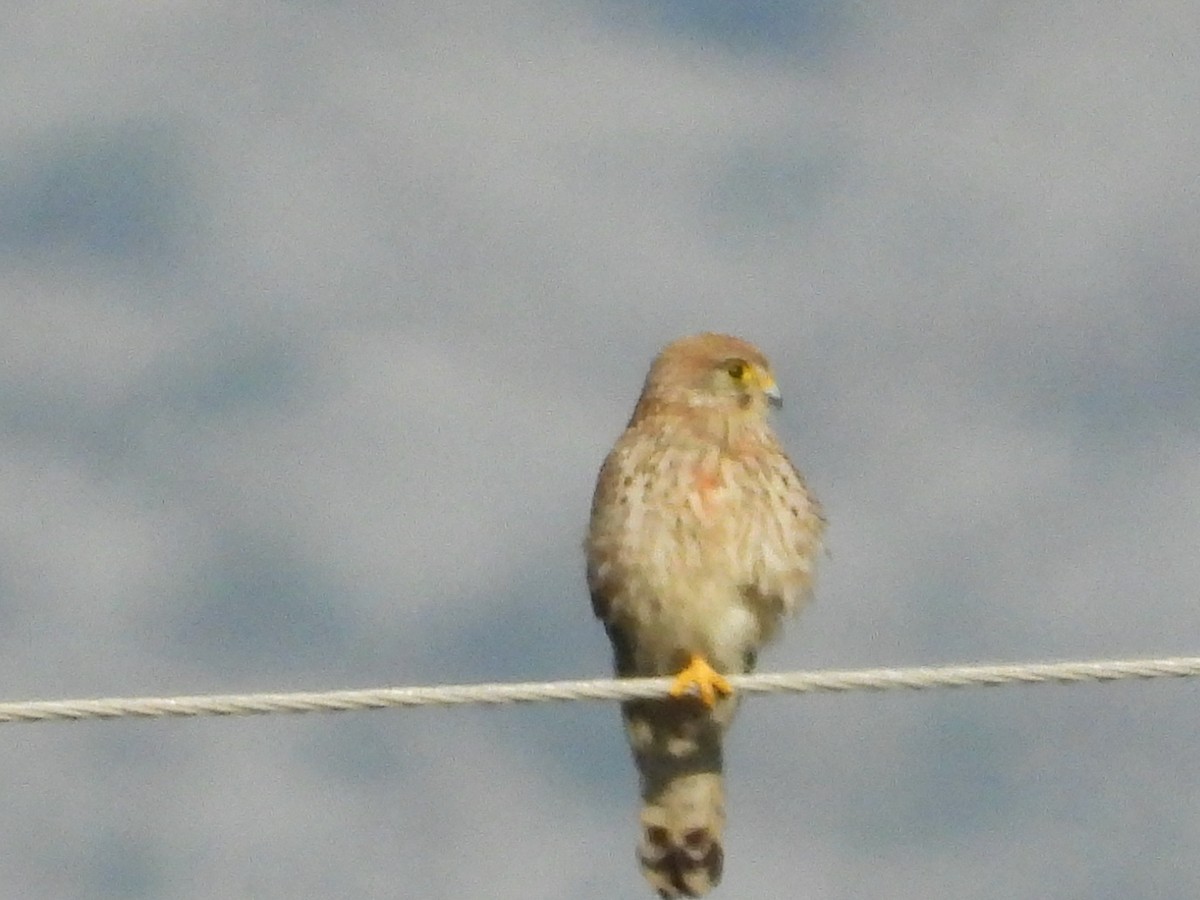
top-left (634, 333), bottom-right (783, 422)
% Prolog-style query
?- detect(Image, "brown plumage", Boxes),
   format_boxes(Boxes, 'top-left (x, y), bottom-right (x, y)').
top-left (586, 333), bottom-right (824, 898)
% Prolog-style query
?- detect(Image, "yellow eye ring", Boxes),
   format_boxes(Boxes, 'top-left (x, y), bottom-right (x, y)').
top-left (724, 359), bottom-right (747, 381)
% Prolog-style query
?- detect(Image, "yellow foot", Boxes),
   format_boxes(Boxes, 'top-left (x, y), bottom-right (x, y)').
top-left (669, 654), bottom-right (733, 708)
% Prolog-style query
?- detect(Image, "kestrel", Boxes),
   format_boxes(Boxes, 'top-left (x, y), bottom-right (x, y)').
top-left (586, 333), bottom-right (824, 898)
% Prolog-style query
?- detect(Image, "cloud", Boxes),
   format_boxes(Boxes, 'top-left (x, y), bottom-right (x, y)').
top-left (1, 2), bottom-right (1199, 897)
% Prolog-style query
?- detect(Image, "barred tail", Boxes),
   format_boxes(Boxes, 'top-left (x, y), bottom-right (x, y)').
top-left (622, 697), bottom-right (733, 897)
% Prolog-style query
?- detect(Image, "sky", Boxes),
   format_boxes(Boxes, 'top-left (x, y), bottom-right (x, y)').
top-left (2, 2), bottom-right (1200, 898)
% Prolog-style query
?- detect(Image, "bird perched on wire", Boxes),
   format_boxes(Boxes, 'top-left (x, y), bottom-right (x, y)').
top-left (586, 333), bottom-right (824, 898)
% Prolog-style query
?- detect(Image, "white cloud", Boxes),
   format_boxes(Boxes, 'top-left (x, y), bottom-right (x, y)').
top-left (1, 1), bottom-right (1198, 897)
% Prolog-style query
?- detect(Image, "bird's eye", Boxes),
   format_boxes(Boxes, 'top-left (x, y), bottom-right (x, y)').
top-left (724, 359), bottom-right (747, 381)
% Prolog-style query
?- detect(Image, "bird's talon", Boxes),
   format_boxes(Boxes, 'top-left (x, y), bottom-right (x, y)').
top-left (669, 654), bottom-right (733, 708)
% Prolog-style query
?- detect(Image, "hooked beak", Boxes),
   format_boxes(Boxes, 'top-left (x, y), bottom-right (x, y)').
top-left (763, 380), bottom-right (783, 409)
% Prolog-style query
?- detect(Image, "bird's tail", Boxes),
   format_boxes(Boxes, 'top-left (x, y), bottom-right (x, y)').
top-left (622, 696), bottom-right (735, 898)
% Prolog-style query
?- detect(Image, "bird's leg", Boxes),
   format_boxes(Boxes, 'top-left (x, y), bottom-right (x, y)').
top-left (669, 654), bottom-right (733, 708)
